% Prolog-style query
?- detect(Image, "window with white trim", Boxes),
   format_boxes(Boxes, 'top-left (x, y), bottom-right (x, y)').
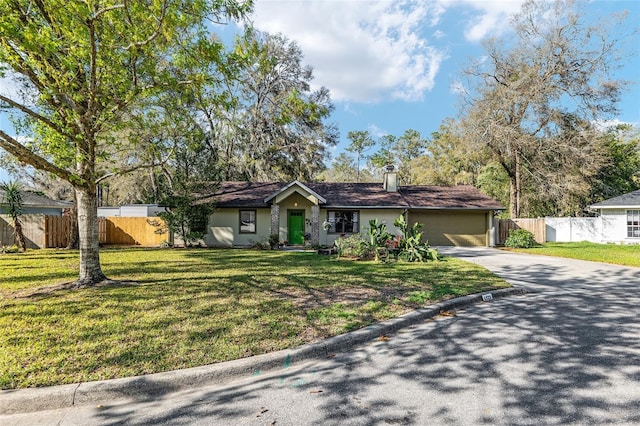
top-left (240, 210), bottom-right (256, 234)
top-left (327, 210), bottom-right (359, 234)
top-left (628, 210), bottom-right (640, 238)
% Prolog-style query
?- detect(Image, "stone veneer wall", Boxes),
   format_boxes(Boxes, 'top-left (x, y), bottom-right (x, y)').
top-left (270, 204), bottom-right (280, 237)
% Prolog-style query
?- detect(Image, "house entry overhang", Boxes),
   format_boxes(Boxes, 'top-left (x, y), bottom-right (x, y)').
top-left (264, 180), bottom-right (326, 206)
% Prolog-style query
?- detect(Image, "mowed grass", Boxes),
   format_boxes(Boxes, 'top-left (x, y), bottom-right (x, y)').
top-left (0, 248), bottom-right (508, 389)
top-left (506, 242), bottom-right (640, 267)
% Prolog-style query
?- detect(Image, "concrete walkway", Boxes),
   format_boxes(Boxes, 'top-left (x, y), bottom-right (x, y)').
top-left (3, 248), bottom-right (639, 425)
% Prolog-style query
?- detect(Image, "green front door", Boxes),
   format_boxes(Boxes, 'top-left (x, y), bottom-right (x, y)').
top-left (288, 210), bottom-right (305, 245)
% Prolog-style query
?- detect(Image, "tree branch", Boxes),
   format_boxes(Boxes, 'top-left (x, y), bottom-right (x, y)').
top-left (0, 93), bottom-right (69, 137)
top-left (121, 1), bottom-right (169, 51)
top-left (0, 130), bottom-right (73, 182)
top-left (95, 146), bottom-right (175, 184)
top-left (92, 4), bottom-right (125, 20)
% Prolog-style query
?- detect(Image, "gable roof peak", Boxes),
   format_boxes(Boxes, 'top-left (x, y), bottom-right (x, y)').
top-left (264, 180), bottom-right (327, 204)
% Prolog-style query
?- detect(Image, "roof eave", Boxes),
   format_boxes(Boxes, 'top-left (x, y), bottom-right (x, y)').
top-left (323, 205), bottom-right (409, 209)
top-left (408, 206), bottom-right (504, 210)
top-left (590, 205), bottom-right (640, 209)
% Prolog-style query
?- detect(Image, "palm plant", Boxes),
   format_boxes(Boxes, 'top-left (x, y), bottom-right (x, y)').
top-left (0, 180), bottom-right (27, 252)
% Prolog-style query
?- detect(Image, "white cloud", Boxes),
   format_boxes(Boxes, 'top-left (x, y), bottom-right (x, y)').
top-left (251, 0), bottom-right (446, 103)
top-left (449, 80), bottom-right (466, 95)
top-left (367, 124), bottom-right (388, 139)
top-left (592, 119), bottom-right (636, 132)
top-left (438, 0), bottom-right (525, 42)
top-left (432, 29), bottom-right (445, 39)
top-left (342, 103), bottom-right (358, 116)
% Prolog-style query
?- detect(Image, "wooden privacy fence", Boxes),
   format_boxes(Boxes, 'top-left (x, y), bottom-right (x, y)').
top-left (497, 218), bottom-right (546, 245)
top-left (1, 215), bottom-right (169, 248)
top-left (1, 214), bottom-right (48, 249)
top-left (99, 217), bottom-right (168, 246)
top-left (45, 215), bottom-right (72, 248)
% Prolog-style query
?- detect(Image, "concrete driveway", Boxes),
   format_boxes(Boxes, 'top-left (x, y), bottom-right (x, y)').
top-left (3, 248), bottom-right (640, 425)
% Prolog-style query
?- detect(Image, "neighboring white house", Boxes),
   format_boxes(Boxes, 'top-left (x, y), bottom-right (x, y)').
top-left (97, 204), bottom-right (165, 217)
top-left (589, 189), bottom-right (640, 244)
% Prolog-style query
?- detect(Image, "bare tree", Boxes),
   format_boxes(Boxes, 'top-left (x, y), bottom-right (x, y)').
top-left (460, 0), bottom-right (635, 218)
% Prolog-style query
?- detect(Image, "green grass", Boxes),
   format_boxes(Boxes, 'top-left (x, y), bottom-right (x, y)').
top-left (0, 248), bottom-right (508, 389)
top-left (506, 242), bottom-right (640, 267)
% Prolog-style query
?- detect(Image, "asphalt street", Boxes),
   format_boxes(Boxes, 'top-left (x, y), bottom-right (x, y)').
top-left (3, 247), bottom-right (639, 425)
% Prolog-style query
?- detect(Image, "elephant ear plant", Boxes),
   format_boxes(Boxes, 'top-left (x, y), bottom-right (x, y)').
top-left (366, 218), bottom-right (393, 262)
top-left (393, 214), bottom-right (438, 262)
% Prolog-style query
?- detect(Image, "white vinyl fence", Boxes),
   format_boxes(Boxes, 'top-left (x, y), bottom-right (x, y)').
top-left (545, 217), bottom-right (602, 243)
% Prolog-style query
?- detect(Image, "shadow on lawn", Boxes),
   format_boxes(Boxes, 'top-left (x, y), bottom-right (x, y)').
top-left (1, 248), bottom-right (507, 389)
top-left (89, 259), bottom-right (640, 425)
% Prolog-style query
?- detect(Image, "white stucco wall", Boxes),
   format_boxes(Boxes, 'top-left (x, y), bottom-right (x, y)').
top-left (205, 208), bottom-right (271, 247)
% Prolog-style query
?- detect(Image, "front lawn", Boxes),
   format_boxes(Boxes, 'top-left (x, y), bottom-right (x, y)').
top-left (0, 248), bottom-right (508, 389)
top-left (506, 242), bottom-right (640, 267)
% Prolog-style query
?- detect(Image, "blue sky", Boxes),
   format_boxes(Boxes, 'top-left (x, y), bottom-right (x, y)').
top-left (245, 0), bottom-right (640, 157)
top-left (1, 0), bottom-right (639, 182)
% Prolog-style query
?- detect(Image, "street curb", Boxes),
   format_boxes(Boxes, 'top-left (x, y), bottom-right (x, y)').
top-left (0, 287), bottom-right (526, 415)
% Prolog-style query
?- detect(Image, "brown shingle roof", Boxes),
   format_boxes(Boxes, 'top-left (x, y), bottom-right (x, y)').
top-left (198, 182), bottom-right (283, 208)
top-left (401, 185), bottom-right (504, 209)
top-left (200, 181), bottom-right (504, 210)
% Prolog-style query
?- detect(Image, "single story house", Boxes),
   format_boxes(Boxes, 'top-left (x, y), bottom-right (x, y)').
top-left (0, 189), bottom-right (72, 216)
top-left (589, 189), bottom-right (640, 243)
top-left (197, 169), bottom-right (504, 247)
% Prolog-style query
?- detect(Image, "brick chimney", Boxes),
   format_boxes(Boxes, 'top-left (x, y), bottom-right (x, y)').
top-left (383, 164), bottom-right (398, 192)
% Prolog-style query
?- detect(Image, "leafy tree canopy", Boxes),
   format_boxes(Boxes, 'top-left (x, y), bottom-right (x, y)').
top-left (0, 0), bottom-right (253, 285)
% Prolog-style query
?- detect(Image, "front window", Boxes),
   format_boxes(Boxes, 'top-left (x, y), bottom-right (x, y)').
top-left (240, 210), bottom-right (256, 233)
top-left (327, 210), bottom-right (359, 234)
top-left (628, 210), bottom-right (640, 238)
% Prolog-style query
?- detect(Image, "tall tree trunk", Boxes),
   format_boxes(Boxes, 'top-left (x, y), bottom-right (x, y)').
top-left (66, 190), bottom-right (79, 249)
top-left (75, 185), bottom-right (107, 286)
top-left (514, 149), bottom-right (522, 218)
top-left (13, 218), bottom-right (26, 252)
top-left (509, 177), bottom-right (518, 219)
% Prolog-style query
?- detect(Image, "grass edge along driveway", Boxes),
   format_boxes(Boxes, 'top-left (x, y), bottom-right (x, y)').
top-left (0, 248), bottom-right (509, 389)
top-left (505, 242), bottom-right (640, 268)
